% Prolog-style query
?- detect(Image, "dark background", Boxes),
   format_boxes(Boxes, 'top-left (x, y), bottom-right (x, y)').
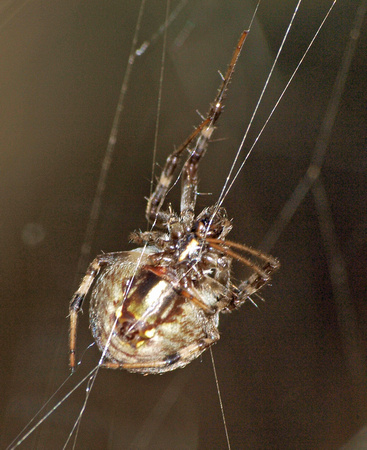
top-left (1, 1), bottom-right (366, 448)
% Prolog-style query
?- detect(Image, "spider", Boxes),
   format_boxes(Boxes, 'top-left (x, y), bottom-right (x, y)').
top-left (69, 29), bottom-right (279, 375)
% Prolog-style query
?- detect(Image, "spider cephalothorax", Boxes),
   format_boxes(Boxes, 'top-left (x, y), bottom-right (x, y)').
top-left (69, 30), bottom-right (279, 374)
top-left (131, 206), bottom-right (231, 252)
top-left (131, 206), bottom-right (233, 292)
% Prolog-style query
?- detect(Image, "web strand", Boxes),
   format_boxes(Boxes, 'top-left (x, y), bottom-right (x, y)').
top-left (73, 0), bottom-right (147, 287)
top-left (4, 2), bottom-right (364, 448)
top-left (260, 0), bottom-right (365, 252)
top-left (215, 0), bottom-right (340, 212)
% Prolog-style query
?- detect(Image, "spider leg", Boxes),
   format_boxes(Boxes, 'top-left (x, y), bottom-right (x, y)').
top-left (180, 30), bottom-right (249, 225)
top-left (229, 258), bottom-right (280, 310)
top-left (145, 264), bottom-right (218, 314)
top-left (146, 117), bottom-right (212, 225)
top-left (146, 30), bottom-right (249, 226)
top-left (100, 337), bottom-right (218, 372)
top-left (181, 285), bottom-right (217, 315)
top-left (69, 254), bottom-right (112, 370)
top-left (205, 237), bottom-right (280, 310)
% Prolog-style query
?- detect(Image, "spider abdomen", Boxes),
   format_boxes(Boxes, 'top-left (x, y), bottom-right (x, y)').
top-left (89, 248), bottom-right (220, 374)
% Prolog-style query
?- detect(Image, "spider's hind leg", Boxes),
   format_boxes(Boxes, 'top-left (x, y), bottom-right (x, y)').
top-left (69, 254), bottom-right (112, 371)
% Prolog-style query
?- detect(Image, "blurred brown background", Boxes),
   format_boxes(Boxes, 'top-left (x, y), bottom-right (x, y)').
top-left (1, 1), bottom-right (366, 448)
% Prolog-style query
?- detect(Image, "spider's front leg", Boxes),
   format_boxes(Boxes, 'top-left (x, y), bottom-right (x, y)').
top-left (146, 117), bottom-right (212, 225)
top-left (146, 30), bottom-right (249, 227)
top-left (180, 123), bottom-right (216, 224)
top-left (69, 254), bottom-right (112, 370)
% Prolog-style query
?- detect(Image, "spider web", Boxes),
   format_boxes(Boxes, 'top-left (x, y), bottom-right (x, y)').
top-left (1, 0), bottom-right (367, 448)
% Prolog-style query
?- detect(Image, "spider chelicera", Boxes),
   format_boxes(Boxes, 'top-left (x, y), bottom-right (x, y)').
top-left (69, 30), bottom-right (279, 374)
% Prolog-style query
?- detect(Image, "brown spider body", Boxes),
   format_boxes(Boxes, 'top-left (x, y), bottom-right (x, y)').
top-left (86, 208), bottom-right (235, 374)
top-left (88, 246), bottom-right (224, 374)
top-left (69, 30), bottom-right (279, 374)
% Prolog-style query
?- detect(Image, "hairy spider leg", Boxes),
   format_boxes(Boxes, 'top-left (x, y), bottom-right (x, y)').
top-left (206, 237), bottom-right (280, 309)
top-left (69, 254), bottom-right (118, 370)
top-left (146, 30), bottom-right (249, 226)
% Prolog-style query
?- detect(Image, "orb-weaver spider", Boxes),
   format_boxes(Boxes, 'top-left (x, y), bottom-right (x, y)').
top-left (69, 29), bottom-right (279, 374)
